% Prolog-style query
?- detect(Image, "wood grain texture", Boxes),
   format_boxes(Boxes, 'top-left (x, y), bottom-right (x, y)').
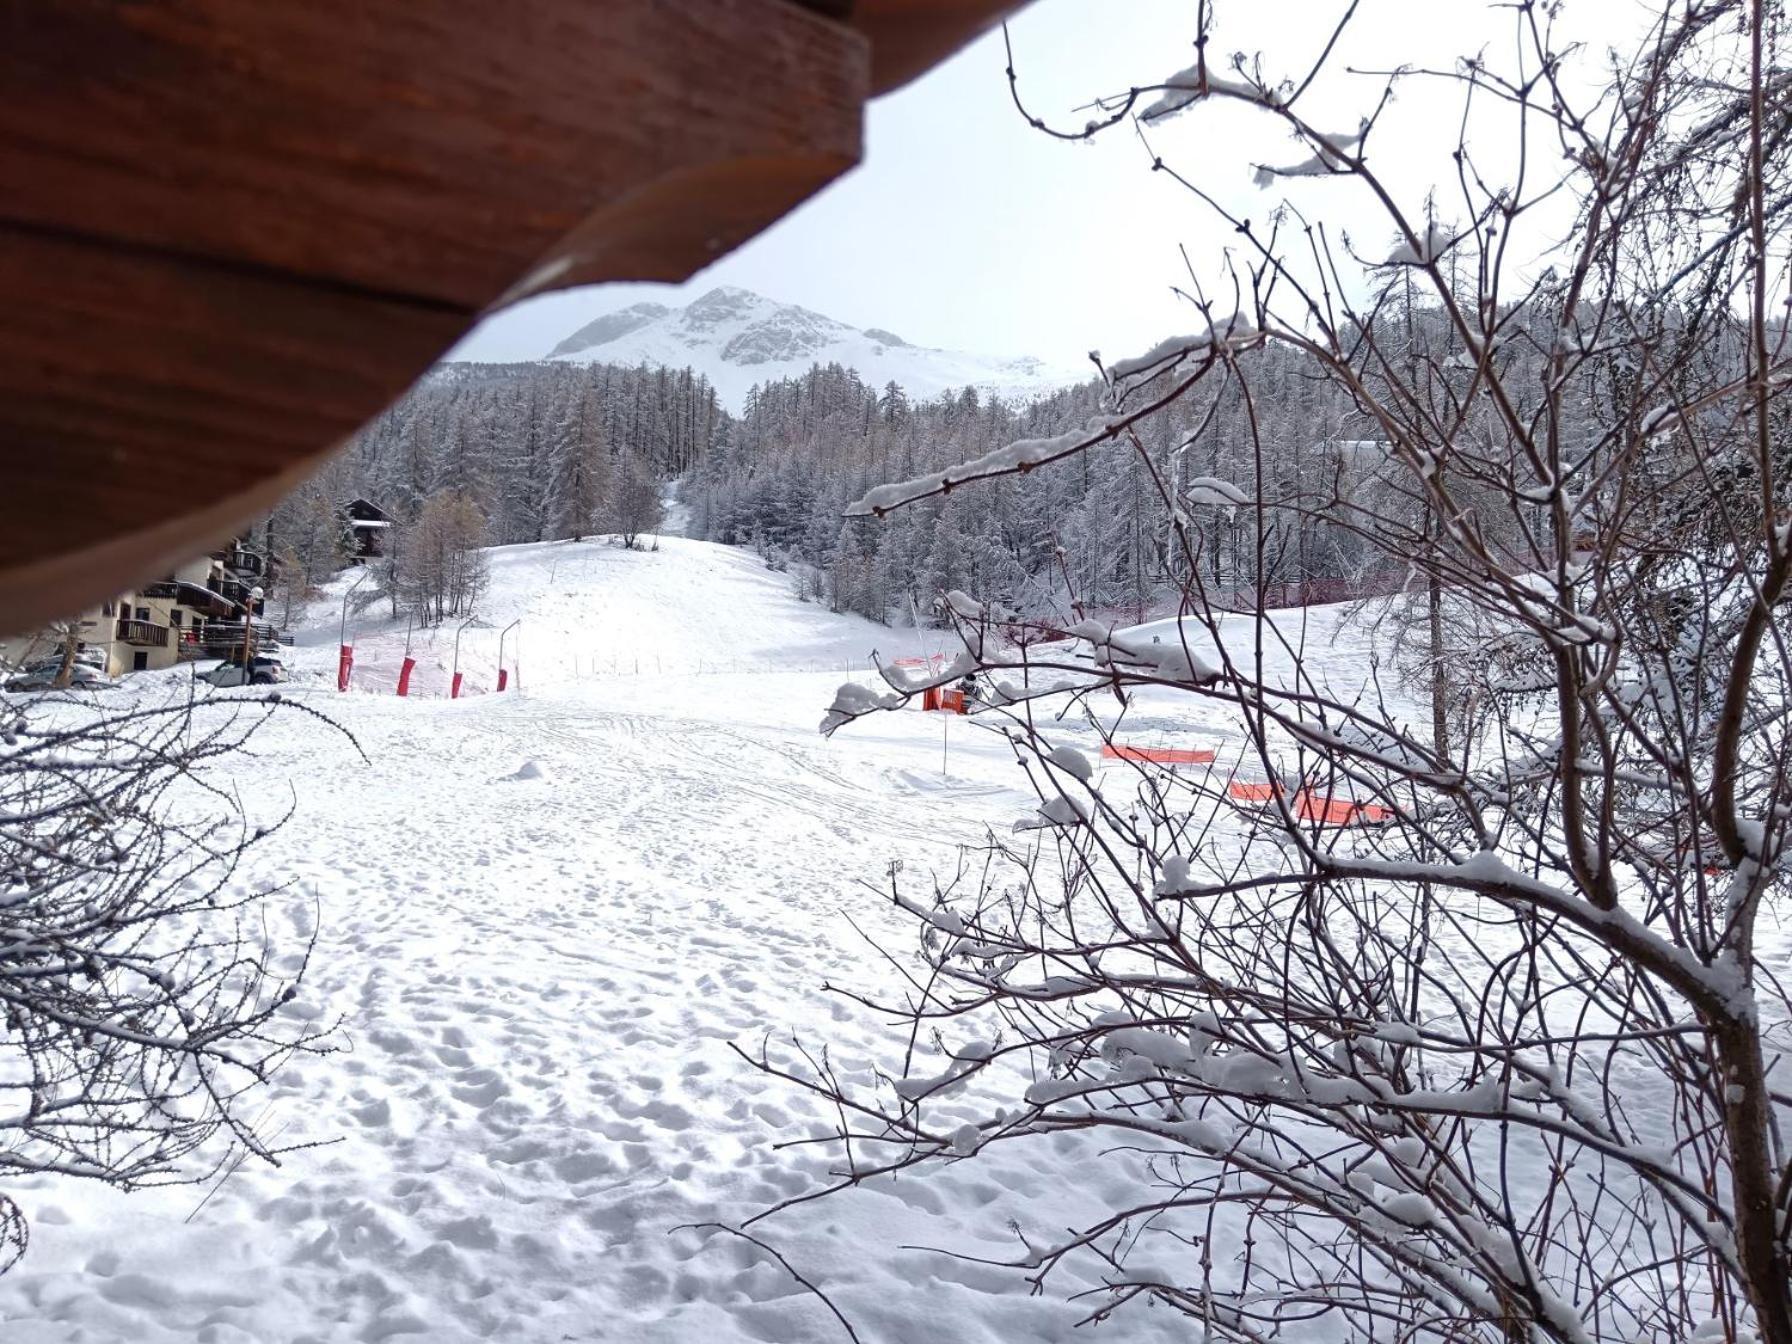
top-left (0, 225), bottom-right (468, 633)
top-left (0, 0), bottom-right (867, 634)
top-left (853, 0), bottom-right (1029, 94)
top-left (0, 0), bottom-right (1036, 636)
top-left (1, 0), bottom-right (865, 306)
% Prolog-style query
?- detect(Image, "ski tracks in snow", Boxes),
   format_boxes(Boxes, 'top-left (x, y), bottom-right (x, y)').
top-left (0, 673), bottom-right (1094, 1343)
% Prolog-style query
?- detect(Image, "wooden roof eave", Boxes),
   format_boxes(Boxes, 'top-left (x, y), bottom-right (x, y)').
top-left (0, 0), bottom-right (1031, 637)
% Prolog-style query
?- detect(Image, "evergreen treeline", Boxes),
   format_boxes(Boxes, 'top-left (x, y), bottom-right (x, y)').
top-left (266, 361), bottom-right (714, 617)
top-left (271, 299), bottom-right (1623, 628)
top-left (343, 361), bottom-right (720, 539)
top-left (686, 354), bottom-right (1384, 626)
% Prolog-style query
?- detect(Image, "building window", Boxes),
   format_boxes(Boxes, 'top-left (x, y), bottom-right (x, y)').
top-left (169, 611), bottom-right (183, 627)
top-left (134, 607), bottom-right (149, 622)
top-left (132, 651), bottom-right (149, 672)
top-left (101, 601), bottom-right (115, 617)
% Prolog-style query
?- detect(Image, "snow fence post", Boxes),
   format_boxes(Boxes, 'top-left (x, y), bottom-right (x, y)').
top-left (396, 608), bottom-right (417, 696)
top-left (338, 566), bottom-right (371, 692)
top-left (451, 615), bottom-right (474, 699)
top-left (496, 619), bottom-right (520, 693)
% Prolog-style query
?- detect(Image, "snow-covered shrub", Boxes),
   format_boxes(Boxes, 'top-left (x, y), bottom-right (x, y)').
top-left (0, 691), bottom-right (344, 1276)
top-left (784, 5), bottom-right (1792, 1341)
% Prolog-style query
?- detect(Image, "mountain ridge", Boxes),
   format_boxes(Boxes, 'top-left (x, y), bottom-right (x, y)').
top-left (516, 285), bottom-right (1086, 410)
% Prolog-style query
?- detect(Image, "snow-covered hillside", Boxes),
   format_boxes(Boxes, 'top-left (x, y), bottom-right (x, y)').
top-left (0, 537), bottom-right (1240, 1344)
top-left (533, 285), bottom-right (1087, 411)
top-left (0, 536), bottom-right (1407, 1344)
top-left (297, 536), bottom-right (934, 697)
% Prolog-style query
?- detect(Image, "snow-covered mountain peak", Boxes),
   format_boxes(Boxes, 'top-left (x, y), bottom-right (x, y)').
top-left (545, 301), bottom-right (672, 358)
top-left (679, 285), bottom-right (771, 330)
top-left (532, 286), bottom-right (1085, 411)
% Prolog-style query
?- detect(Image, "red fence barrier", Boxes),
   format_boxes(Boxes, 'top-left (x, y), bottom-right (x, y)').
top-left (1295, 792), bottom-right (1393, 826)
top-left (1224, 777), bottom-right (1392, 826)
top-left (496, 668), bottom-right (509, 692)
top-left (451, 671), bottom-right (464, 700)
top-left (1227, 780), bottom-right (1281, 803)
top-left (396, 656), bottom-right (415, 697)
top-left (337, 644), bottom-right (354, 692)
top-left (1101, 744), bottom-right (1216, 766)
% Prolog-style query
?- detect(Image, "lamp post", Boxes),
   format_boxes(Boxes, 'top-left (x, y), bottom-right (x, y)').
top-left (240, 585), bottom-right (264, 672)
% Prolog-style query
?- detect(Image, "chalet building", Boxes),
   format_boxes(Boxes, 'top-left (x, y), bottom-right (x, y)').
top-left (3, 541), bottom-right (281, 677)
top-left (344, 499), bottom-right (396, 559)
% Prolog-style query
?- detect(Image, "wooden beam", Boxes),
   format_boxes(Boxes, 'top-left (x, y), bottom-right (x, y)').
top-left (2, 1), bottom-right (865, 308)
top-left (787, 0), bottom-right (1031, 95)
top-left (853, 0), bottom-right (1028, 95)
top-left (0, 0), bottom-right (865, 634)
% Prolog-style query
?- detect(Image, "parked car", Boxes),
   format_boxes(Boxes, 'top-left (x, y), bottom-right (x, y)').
top-left (5, 662), bottom-right (115, 692)
top-left (203, 656), bottom-right (287, 687)
top-left (14, 647), bottom-right (106, 677)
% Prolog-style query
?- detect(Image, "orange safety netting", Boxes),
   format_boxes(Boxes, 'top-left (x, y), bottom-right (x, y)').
top-left (1295, 790), bottom-right (1393, 826)
top-left (1226, 780), bottom-right (1282, 803)
top-left (1224, 778), bottom-right (1393, 825)
top-left (1100, 744), bottom-right (1217, 765)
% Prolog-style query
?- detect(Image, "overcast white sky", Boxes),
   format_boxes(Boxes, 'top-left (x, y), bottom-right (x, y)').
top-left (450, 0), bottom-right (1660, 370)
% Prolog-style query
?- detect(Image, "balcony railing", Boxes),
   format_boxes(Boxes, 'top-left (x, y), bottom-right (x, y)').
top-left (115, 619), bottom-right (169, 647)
top-left (214, 548), bottom-right (266, 577)
top-left (194, 620), bottom-right (282, 657)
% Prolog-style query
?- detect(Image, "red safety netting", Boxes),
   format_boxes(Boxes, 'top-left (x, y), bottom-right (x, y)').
top-left (1101, 744), bottom-right (1216, 765)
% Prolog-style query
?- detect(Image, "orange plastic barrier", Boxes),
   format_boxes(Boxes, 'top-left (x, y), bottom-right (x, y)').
top-left (1296, 792), bottom-right (1392, 826)
top-left (1101, 744), bottom-right (1216, 765)
top-left (1227, 780), bottom-right (1282, 803)
top-left (1225, 778), bottom-right (1390, 824)
top-left (919, 687), bottom-right (967, 714)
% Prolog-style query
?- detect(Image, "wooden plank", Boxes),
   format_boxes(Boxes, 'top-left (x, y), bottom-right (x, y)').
top-left (853, 0), bottom-right (1029, 94)
top-left (0, 1), bottom-right (864, 307)
top-left (0, 225), bottom-right (468, 634)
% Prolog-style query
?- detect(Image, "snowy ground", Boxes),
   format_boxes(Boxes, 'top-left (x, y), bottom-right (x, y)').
top-left (0, 537), bottom-right (1370, 1344)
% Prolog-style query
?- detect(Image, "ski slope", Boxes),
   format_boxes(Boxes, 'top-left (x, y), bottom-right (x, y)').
top-left (302, 537), bottom-right (932, 699)
top-left (0, 535), bottom-right (1403, 1343)
top-left (0, 537), bottom-right (1248, 1344)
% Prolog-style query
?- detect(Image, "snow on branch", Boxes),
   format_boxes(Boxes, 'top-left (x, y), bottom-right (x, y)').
top-left (1184, 475), bottom-right (1252, 507)
top-left (819, 681), bottom-right (903, 735)
top-left (846, 416), bottom-right (1122, 517)
top-left (1251, 125), bottom-right (1365, 187)
top-left (1105, 314), bottom-right (1260, 393)
top-left (1383, 221), bottom-right (1456, 267)
top-left (1139, 60), bottom-right (1273, 123)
